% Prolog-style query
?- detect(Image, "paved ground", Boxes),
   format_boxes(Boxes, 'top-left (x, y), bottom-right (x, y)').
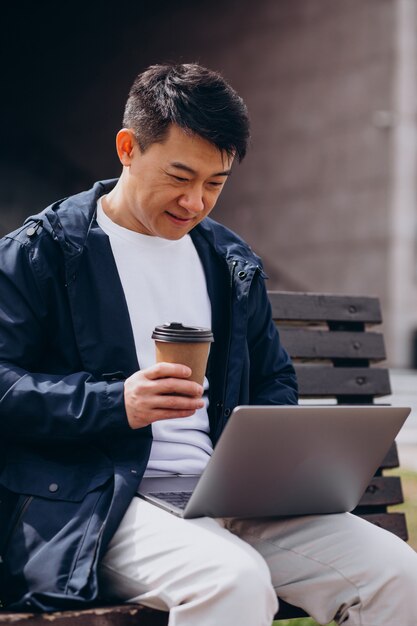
top-left (397, 444), bottom-right (417, 471)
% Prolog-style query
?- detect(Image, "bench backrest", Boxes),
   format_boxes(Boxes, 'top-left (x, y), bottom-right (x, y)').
top-left (269, 290), bottom-right (407, 541)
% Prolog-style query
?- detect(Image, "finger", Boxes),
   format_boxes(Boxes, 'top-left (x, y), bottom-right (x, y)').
top-left (148, 409), bottom-right (200, 423)
top-left (130, 391), bottom-right (204, 415)
top-left (152, 394), bottom-right (205, 411)
top-left (146, 362), bottom-right (192, 381)
top-left (153, 377), bottom-right (204, 397)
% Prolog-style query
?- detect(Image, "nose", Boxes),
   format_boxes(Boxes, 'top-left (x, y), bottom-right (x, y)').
top-left (178, 187), bottom-right (205, 214)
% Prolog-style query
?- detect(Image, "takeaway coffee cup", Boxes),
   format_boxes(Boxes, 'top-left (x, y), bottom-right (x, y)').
top-left (152, 323), bottom-right (214, 386)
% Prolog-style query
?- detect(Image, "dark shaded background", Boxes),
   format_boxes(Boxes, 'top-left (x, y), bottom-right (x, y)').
top-left (1, 2), bottom-right (177, 207)
top-left (2, 0), bottom-right (235, 231)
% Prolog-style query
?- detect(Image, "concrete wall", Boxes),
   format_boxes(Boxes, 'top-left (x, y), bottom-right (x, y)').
top-left (208, 0), bottom-right (397, 302)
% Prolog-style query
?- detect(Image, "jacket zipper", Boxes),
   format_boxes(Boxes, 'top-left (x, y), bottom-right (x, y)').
top-left (215, 260), bottom-right (237, 439)
top-left (215, 262), bottom-right (265, 438)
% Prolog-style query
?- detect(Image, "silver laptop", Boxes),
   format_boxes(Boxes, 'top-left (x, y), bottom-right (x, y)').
top-left (138, 405), bottom-right (410, 519)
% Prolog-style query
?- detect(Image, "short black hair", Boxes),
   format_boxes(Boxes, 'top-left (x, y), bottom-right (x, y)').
top-left (123, 63), bottom-right (250, 162)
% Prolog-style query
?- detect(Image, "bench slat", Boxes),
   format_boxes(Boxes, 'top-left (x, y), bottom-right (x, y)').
top-left (279, 329), bottom-right (386, 361)
top-left (358, 476), bottom-right (403, 507)
top-left (295, 366), bottom-right (391, 397)
top-left (360, 512), bottom-right (408, 541)
top-left (380, 442), bottom-right (400, 469)
top-left (0, 605), bottom-right (168, 626)
top-left (269, 292), bottom-right (382, 323)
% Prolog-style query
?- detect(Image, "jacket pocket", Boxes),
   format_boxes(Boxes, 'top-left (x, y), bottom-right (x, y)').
top-left (0, 462), bottom-right (114, 608)
top-left (0, 461), bottom-right (112, 502)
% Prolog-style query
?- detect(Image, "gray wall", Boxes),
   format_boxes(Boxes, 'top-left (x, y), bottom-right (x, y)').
top-left (204, 0), bottom-right (396, 300)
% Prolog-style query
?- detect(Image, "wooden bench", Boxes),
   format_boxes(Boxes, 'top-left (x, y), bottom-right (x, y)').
top-left (0, 291), bottom-right (407, 625)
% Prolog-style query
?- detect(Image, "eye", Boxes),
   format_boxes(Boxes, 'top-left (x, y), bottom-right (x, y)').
top-left (208, 181), bottom-right (224, 188)
top-left (171, 175), bottom-right (189, 183)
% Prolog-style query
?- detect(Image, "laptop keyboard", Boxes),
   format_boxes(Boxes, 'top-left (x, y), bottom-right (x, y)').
top-left (150, 491), bottom-right (193, 510)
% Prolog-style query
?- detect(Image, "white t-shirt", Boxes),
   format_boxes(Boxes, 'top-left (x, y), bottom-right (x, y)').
top-left (96, 198), bottom-right (213, 475)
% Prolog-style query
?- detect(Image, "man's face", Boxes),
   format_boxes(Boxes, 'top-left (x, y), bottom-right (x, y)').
top-left (115, 124), bottom-right (234, 239)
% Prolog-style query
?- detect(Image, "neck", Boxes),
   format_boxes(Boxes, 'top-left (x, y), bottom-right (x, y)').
top-left (101, 173), bottom-right (131, 228)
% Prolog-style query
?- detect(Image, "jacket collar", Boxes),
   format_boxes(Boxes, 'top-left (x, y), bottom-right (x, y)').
top-left (27, 179), bottom-right (117, 262)
top-left (193, 216), bottom-right (261, 269)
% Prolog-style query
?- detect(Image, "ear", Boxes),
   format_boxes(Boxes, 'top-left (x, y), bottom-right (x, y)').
top-left (115, 129), bottom-right (136, 166)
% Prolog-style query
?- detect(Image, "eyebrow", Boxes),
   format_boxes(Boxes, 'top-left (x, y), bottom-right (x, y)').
top-left (170, 161), bottom-right (232, 177)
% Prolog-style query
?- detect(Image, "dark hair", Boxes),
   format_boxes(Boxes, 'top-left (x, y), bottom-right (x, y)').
top-left (123, 63), bottom-right (250, 162)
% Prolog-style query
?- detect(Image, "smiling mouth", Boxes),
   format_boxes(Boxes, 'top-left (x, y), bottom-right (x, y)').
top-left (166, 211), bottom-right (193, 223)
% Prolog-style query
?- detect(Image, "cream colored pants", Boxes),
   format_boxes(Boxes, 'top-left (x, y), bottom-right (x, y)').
top-left (99, 497), bottom-right (417, 626)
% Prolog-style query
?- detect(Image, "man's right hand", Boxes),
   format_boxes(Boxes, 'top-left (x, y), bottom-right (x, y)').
top-left (124, 362), bottom-right (205, 429)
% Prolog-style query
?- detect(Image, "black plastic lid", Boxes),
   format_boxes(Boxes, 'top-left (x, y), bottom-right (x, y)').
top-left (152, 322), bottom-right (214, 343)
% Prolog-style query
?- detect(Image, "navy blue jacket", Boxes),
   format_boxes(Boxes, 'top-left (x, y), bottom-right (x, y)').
top-left (0, 179), bottom-right (297, 611)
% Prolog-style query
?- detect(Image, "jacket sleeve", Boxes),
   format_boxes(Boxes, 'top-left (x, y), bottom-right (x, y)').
top-left (247, 271), bottom-right (298, 405)
top-left (0, 235), bottom-right (131, 442)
